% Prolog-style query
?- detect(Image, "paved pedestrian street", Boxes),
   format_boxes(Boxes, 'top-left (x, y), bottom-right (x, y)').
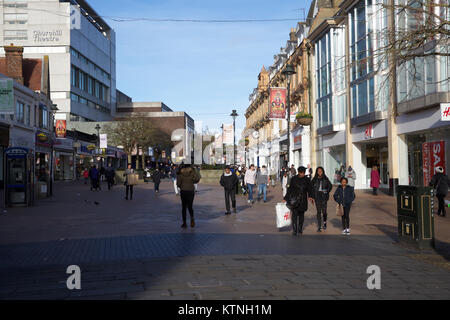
top-left (1, 180), bottom-right (450, 300)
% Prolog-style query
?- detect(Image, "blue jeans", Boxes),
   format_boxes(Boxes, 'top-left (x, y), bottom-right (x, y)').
top-left (258, 184), bottom-right (267, 201)
top-left (247, 184), bottom-right (255, 201)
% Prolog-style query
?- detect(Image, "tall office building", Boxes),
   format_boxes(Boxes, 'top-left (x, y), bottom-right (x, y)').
top-left (0, 0), bottom-right (117, 122)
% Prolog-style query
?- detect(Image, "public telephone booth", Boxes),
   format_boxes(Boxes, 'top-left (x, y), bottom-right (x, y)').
top-left (4, 147), bottom-right (34, 207)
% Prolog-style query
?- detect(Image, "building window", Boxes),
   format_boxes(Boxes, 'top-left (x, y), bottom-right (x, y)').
top-left (3, 0), bottom-right (28, 8)
top-left (4, 13), bottom-right (28, 24)
top-left (26, 105), bottom-right (30, 126)
top-left (16, 101), bottom-right (25, 123)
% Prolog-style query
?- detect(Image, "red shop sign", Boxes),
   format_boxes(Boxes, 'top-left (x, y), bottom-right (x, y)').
top-left (422, 141), bottom-right (446, 186)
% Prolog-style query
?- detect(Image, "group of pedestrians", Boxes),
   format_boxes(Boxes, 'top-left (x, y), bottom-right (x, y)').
top-left (283, 165), bottom-right (356, 236)
top-left (82, 165), bottom-right (116, 192)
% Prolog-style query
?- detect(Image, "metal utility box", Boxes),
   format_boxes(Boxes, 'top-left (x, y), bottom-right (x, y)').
top-left (396, 185), bottom-right (435, 249)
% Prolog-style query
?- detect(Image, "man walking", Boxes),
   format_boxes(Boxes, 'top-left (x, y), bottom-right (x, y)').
top-left (284, 166), bottom-right (313, 236)
top-left (171, 164), bottom-right (179, 195)
top-left (123, 164), bottom-right (135, 200)
top-left (429, 166), bottom-right (450, 217)
top-left (256, 165), bottom-right (269, 203)
top-left (220, 166), bottom-right (238, 215)
top-left (152, 167), bottom-right (163, 193)
top-left (105, 164), bottom-right (115, 190)
top-left (89, 165), bottom-right (100, 191)
top-left (244, 164), bottom-right (257, 204)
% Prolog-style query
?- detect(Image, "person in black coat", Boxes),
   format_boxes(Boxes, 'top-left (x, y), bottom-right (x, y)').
top-left (333, 177), bottom-right (356, 235)
top-left (220, 166), bottom-right (239, 215)
top-left (283, 166), bottom-right (313, 236)
top-left (152, 168), bottom-right (163, 193)
top-left (429, 166), bottom-right (450, 217)
top-left (310, 166), bottom-right (333, 232)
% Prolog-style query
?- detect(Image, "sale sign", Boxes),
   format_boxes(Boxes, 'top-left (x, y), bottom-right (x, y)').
top-left (269, 87), bottom-right (287, 120)
top-left (422, 141), bottom-right (446, 186)
top-left (55, 120), bottom-right (66, 138)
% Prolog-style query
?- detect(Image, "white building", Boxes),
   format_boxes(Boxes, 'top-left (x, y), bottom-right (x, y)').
top-left (0, 0), bottom-right (117, 122)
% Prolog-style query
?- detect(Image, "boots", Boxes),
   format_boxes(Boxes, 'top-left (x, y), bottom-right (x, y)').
top-left (190, 217), bottom-right (195, 228)
top-left (181, 221), bottom-right (187, 228)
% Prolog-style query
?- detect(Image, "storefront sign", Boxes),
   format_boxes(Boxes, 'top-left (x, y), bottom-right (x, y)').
top-left (55, 120), bottom-right (66, 138)
top-left (364, 124), bottom-right (373, 139)
top-left (422, 141), bottom-right (446, 186)
top-left (0, 79), bottom-right (14, 115)
top-left (441, 103), bottom-right (450, 121)
top-left (100, 134), bottom-right (107, 149)
top-left (269, 87), bottom-right (287, 120)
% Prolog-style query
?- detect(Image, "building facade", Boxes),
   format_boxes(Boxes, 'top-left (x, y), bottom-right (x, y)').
top-left (245, 0), bottom-right (449, 194)
top-left (0, 0), bottom-right (117, 122)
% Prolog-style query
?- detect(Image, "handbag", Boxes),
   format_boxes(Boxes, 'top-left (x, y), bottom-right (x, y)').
top-left (286, 192), bottom-right (303, 210)
top-left (127, 173), bottom-right (139, 185)
top-left (336, 204), bottom-right (344, 217)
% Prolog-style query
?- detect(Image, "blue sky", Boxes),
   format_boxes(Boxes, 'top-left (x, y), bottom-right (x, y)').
top-left (94, 0), bottom-right (312, 134)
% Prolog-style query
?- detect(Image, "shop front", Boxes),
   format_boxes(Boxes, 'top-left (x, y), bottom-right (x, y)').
top-left (76, 142), bottom-right (95, 174)
top-left (351, 120), bottom-right (388, 190)
top-left (54, 138), bottom-right (75, 181)
top-left (397, 107), bottom-right (450, 187)
top-left (35, 130), bottom-right (53, 199)
top-left (320, 130), bottom-right (346, 184)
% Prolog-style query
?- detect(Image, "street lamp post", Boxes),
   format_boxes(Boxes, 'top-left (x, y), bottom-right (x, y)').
top-left (95, 124), bottom-right (101, 167)
top-left (230, 110), bottom-right (238, 165)
top-left (282, 64), bottom-right (296, 167)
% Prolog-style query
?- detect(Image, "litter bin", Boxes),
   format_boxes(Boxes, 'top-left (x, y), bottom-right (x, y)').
top-left (396, 185), bottom-right (435, 249)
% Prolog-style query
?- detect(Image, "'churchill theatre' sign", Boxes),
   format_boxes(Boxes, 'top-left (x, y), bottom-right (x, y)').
top-left (33, 30), bottom-right (63, 43)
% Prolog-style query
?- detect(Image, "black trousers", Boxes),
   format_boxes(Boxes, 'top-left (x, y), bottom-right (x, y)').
top-left (342, 205), bottom-right (351, 229)
top-left (291, 208), bottom-right (305, 234)
top-left (126, 185), bottom-right (134, 199)
top-left (316, 200), bottom-right (328, 227)
top-left (224, 188), bottom-right (236, 213)
top-left (372, 187), bottom-right (378, 195)
top-left (437, 194), bottom-right (446, 216)
top-left (181, 190), bottom-right (195, 222)
top-left (154, 182), bottom-right (160, 191)
top-left (107, 178), bottom-right (114, 190)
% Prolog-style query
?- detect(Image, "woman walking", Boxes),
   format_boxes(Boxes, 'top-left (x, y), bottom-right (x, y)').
top-left (152, 167), bottom-right (162, 193)
top-left (123, 164), bottom-right (135, 200)
top-left (370, 165), bottom-right (381, 195)
top-left (333, 177), bottom-right (356, 235)
top-left (177, 164), bottom-right (201, 228)
top-left (429, 166), bottom-right (450, 217)
top-left (311, 167), bottom-right (333, 232)
top-left (244, 164), bottom-right (257, 204)
top-left (256, 165), bottom-right (269, 203)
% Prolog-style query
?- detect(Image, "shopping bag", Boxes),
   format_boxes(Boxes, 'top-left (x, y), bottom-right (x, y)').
top-left (127, 173), bottom-right (139, 185)
top-left (276, 202), bottom-right (291, 229)
top-left (336, 204), bottom-right (344, 217)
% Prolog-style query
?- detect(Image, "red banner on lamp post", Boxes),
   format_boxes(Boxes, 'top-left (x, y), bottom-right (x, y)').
top-left (269, 87), bottom-right (286, 120)
top-left (422, 141), bottom-right (446, 186)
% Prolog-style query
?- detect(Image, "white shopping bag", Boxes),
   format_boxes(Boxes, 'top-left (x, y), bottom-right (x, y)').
top-left (276, 202), bottom-right (291, 229)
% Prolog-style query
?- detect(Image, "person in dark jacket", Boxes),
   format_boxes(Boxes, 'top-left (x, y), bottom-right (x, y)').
top-left (311, 167), bottom-right (333, 232)
top-left (429, 166), bottom-right (450, 217)
top-left (333, 177), bottom-right (356, 235)
top-left (152, 168), bottom-right (163, 193)
top-left (177, 164), bottom-right (201, 228)
top-left (283, 166), bottom-right (313, 236)
top-left (220, 166), bottom-right (239, 215)
top-left (105, 165), bottom-right (115, 190)
top-left (89, 165), bottom-right (100, 191)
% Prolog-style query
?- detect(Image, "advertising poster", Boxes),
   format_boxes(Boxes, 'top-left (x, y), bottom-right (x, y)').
top-left (269, 87), bottom-right (287, 120)
top-left (55, 120), bottom-right (67, 138)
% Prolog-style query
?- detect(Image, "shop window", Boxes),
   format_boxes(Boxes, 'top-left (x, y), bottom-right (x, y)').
top-left (16, 101), bottom-right (24, 123)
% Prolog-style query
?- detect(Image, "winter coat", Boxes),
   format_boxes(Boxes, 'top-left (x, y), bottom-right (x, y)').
top-left (220, 172), bottom-right (238, 191)
top-left (89, 168), bottom-right (99, 180)
top-left (177, 166), bottom-right (201, 191)
top-left (152, 170), bottom-right (162, 184)
top-left (256, 169), bottom-right (269, 185)
top-left (310, 175), bottom-right (333, 202)
top-left (244, 169), bottom-right (257, 185)
top-left (283, 175), bottom-right (312, 212)
top-left (346, 169), bottom-right (357, 187)
top-left (429, 173), bottom-right (450, 196)
top-left (333, 185), bottom-right (355, 207)
top-left (370, 170), bottom-right (380, 188)
top-left (105, 167), bottom-right (115, 179)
